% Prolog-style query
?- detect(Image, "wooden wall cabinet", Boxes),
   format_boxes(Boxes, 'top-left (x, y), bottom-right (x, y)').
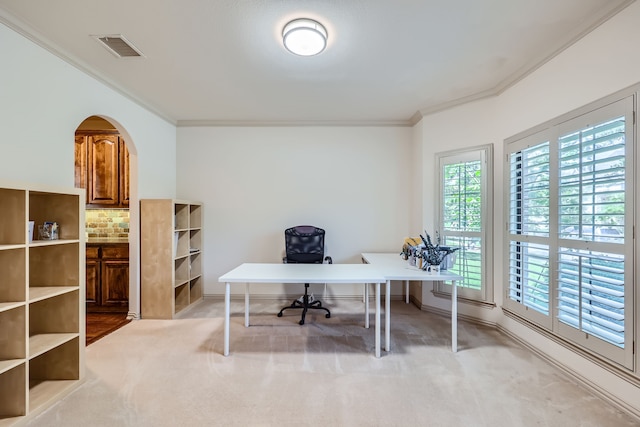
top-left (0, 183), bottom-right (85, 425)
top-left (86, 244), bottom-right (129, 313)
top-left (119, 139), bottom-right (130, 206)
top-left (141, 200), bottom-right (203, 319)
top-left (75, 131), bottom-right (129, 208)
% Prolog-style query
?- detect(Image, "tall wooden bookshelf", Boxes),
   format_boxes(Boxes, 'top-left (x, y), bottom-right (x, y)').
top-left (0, 183), bottom-right (85, 426)
top-left (140, 199), bottom-right (203, 319)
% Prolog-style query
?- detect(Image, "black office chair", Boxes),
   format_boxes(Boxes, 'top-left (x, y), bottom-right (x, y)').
top-left (277, 225), bottom-right (332, 325)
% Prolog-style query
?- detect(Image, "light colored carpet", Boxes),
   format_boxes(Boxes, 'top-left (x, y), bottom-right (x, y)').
top-left (27, 298), bottom-right (639, 426)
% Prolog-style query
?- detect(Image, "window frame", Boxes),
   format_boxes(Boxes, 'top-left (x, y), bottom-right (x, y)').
top-left (435, 144), bottom-right (494, 303)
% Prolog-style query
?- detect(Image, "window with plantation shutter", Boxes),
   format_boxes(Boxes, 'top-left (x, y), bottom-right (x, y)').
top-left (436, 146), bottom-right (493, 302)
top-left (508, 241), bottom-right (550, 316)
top-left (556, 115), bottom-right (628, 353)
top-left (558, 117), bottom-right (626, 244)
top-left (557, 249), bottom-right (625, 347)
top-left (508, 142), bottom-right (551, 319)
top-left (504, 96), bottom-right (634, 368)
top-left (509, 143), bottom-right (550, 238)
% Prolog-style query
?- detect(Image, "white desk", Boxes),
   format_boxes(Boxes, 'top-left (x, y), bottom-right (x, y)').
top-left (361, 253), bottom-right (463, 352)
top-left (218, 263), bottom-right (387, 357)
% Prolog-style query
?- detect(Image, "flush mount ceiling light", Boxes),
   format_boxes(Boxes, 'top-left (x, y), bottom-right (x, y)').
top-left (282, 18), bottom-right (327, 56)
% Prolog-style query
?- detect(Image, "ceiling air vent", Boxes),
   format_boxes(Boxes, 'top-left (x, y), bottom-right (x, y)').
top-left (93, 34), bottom-right (144, 58)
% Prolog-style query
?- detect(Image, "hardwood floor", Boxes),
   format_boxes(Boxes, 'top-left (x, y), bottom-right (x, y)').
top-left (86, 312), bottom-right (131, 345)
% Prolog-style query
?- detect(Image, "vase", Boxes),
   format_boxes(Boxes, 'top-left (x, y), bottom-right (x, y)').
top-left (428, 264), bottom-right (440, 274)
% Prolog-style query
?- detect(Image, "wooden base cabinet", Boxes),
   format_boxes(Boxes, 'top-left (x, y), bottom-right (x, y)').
top-left (85, 247), bottom-right (100, 308)
top-left (86, 244), bottom-right (129, 313)
top-left (0, 183), bottom-right (84, 426)
top-left (141, 200), bottom-right (203, 319)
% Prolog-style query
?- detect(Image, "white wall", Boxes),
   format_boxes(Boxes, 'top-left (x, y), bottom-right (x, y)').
top-left (0, 22), bottom-right (177, 197)
top-left (409, 120), bottom-right (424, 233)
top-left (0, 21), bottom-right (178, 317)
top-left (176, 125), bottom-right (413, 297)
top-left (418, 1), bottom-right (640, 417)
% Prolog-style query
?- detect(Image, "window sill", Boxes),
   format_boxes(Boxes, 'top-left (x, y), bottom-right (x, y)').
top-left (431, 289), bottom-right (496, 310)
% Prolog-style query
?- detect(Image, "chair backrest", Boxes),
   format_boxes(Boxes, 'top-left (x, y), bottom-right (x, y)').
top-left (284, 225), bottom-right (325, 264)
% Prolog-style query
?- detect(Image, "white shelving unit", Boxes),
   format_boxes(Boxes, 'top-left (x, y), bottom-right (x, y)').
top-left (0, 183), bottom-right (85, 426)
top-left (141, 199), bottom-right (203, 319)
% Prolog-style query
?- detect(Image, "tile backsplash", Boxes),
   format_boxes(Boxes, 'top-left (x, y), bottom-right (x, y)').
top-left (86, 209), bottom-right (129, 238)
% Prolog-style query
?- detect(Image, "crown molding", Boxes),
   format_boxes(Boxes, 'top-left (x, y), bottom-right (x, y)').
top-left (415, 0), bottom-right (636, 120)
top-left (0, 9), bottom-right (176, 126)
top-left (176, 119), bottom-right (414, 127)
top-left (3, 0), bottom-right (634, 128)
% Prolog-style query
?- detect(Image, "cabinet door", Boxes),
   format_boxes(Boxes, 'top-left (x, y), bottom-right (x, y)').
top-left (119, 139), bottom-right (130, 206)
top-left (74, 135), bottom-right (88, 196)
top-left (86, 259), bottom-right (101, 311)
top-left (88, 134), bottom-right (119, 206)
top-left (101, 260), bottom-right (129, 311)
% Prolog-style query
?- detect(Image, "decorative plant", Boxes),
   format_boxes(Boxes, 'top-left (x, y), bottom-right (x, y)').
top-left (419, 231), bottom-right (459, 268)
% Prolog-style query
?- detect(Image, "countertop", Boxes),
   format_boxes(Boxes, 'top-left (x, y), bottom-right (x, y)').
top-left (87, 237), bottom-right (129, 245)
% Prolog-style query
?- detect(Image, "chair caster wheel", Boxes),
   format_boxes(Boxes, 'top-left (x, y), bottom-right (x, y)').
top-left (299, 320), bottom-right (305, 325)
top-left (277, 313), bottom-right (283, 317)
top-left (325, 314), bottom-right (331, 318)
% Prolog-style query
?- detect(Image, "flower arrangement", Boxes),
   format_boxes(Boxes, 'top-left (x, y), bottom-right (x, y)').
top-left (419, 231), bottom-right (459, 269)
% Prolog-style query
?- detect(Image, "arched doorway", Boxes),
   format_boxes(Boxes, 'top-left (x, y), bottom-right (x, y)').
top-left (75, 115), bottom-right (140, 343)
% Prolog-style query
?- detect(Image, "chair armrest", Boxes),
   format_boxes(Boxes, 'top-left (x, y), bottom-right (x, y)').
top-left (324, 256), bottom-right (333, 264)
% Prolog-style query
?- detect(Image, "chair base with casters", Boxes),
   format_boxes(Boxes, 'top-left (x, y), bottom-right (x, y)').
top-left (277, 283), bottom-right (331, 325)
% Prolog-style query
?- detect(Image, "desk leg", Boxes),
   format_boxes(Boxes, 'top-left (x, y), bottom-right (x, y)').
top-left (375, 282), bottom-right (380, 358)
top-left (405, 280), bottom-right (409, 304)
top-left (385, 280), bottom-right (391, 352)
top-left (452, 280), bottom-right (458, 352)
top-left (224, 282), bottom-right (230, 356)
top-left (245, 283), bottom-right (250, 327)
top-left (364, 283), bottom-right (370, 329)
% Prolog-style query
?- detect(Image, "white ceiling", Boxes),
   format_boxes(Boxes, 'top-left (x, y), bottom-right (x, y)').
top-left (0, 0), bottom-right (634, 125)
